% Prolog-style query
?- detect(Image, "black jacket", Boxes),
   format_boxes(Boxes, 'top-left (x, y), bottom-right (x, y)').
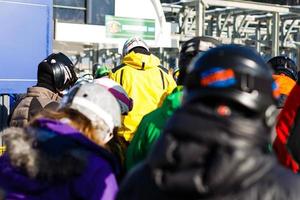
top-left (118, 103), bottom-right (300, 200)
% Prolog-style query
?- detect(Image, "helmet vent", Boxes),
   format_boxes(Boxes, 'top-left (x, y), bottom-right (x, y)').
top-left (241, 74), bottom-right (254, 92)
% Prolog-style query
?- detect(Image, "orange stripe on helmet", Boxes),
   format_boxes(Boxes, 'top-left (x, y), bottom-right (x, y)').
top-left (201, 69), bottom-right (235, 86)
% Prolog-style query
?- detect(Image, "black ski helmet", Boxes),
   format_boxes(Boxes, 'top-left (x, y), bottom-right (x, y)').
top-left (267, 56), bottom-right (298, 81)
top-left (38, 52), bottom-right (78, 92)
top-left (178, 36), bottom-right (220, 85)
top-left (184, 44), bottom-right (277, 117)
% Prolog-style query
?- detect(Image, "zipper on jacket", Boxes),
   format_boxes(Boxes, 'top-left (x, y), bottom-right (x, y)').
top-left (159, 70), bottom-right (165, 90)
top-left (120, 69), bottom-right (124, 86)
top-left (141, 62), bottom-right (145, 70)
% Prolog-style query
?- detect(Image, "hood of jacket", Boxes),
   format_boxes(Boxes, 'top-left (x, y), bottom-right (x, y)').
top-left (272, 75), bottom-right (295, 108)
top-left (0, 118), bottom-right (118, 192)
top-left (147, 103), bottom-right (275, 197)
top-left (122, 51), bottom-right (161, 70)
top-left (272, 74), bottom-right (295, 96)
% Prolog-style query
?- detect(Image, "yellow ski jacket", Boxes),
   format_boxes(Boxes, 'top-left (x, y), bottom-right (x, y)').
top-left (110, 52), bottom-right (176, 142)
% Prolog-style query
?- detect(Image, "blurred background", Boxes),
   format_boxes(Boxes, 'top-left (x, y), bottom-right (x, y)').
top-left (51, 0), bottom-right (300, 75)
top-left (1, 0), bottom-right (300, 132)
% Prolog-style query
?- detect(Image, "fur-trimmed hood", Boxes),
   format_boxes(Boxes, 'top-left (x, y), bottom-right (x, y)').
top-left (1, 118), bottom-right (118, 185)
top-left (2, 126), bottom-right (88, 182)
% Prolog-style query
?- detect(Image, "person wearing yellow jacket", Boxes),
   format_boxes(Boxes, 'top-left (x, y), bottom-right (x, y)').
top-left (110, 37), bottom-right (176, 143)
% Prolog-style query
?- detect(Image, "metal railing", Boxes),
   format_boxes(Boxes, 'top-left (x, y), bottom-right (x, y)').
top-left (53, 4), bottom-right (87, 11)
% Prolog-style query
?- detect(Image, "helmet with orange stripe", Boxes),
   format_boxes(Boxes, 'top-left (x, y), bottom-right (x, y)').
top-left (184, 44), bottom-right (277, 126)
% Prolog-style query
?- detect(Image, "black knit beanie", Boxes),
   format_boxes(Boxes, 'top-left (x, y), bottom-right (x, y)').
top-left (36, 61), bottom-right (56, 93)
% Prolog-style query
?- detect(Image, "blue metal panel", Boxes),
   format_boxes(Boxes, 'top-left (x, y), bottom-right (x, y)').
top-left (0, 0), bottom-right (53, 94)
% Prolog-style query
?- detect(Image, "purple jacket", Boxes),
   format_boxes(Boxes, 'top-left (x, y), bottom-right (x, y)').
top-left (0, 118), bottom-right (119, 200)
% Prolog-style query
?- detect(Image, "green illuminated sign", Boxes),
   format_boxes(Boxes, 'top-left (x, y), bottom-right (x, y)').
top-left (105, 15), bottom-right (155, 40)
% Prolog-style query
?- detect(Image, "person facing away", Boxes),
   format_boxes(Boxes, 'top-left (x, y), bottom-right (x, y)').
top-left (267, 56), bottom-right (297, 108)
top-left (9, 52), bottom-right (78, 127)
top-left (125, 36), bottom-right (220, 171)
top-left (0, 83), bottom-right (121, 200)
top-left (117, 44), bottom-right (300, 200)
top-left (268, 56), bottom-right (299, 172)
top-left (109, 36), bottom-right (176, 143)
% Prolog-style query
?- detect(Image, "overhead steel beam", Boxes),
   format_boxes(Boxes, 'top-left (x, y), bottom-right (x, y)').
top-left (194, 0), bottom-right (300, 15)
top-left (255, 25), bottom-right (261, 53)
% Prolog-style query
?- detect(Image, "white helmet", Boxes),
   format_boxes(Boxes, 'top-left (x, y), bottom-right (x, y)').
top-left (122, 36), bottom-right (149, 57)
top-left (60, 83), bottom-right (121, 143)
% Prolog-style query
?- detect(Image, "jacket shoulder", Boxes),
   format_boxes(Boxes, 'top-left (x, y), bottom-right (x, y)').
top-left (254, 165), bottom-right (300, 199)
top-left (157, 65), bottom-right (169, 74)
top-left (112, 64), bottom-right (126, 73)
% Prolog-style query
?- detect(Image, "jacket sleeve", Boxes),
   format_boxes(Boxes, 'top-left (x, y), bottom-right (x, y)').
top-left (126, 113), bottom-right (161, 171)
top-left (273, 84), bottom-right (300, 172)
top-left (125, 117), bottom-right (148, 171)
top-left (287, 108), bottom-right (300, 164)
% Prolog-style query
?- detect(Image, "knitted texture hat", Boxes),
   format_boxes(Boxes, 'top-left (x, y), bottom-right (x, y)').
top-left (94, 77), bottom-right (133, 115)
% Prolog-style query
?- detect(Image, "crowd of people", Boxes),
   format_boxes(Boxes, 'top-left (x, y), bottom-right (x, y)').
top-left (1, 36), bottom-right (300, 199)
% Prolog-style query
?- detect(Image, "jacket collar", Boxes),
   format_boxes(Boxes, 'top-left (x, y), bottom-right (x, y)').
top-left (27, 87), bottom-right (60, 100)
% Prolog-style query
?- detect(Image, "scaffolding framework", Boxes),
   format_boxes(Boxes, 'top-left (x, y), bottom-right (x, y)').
top-left (162, 0), bottom-right (300, 62)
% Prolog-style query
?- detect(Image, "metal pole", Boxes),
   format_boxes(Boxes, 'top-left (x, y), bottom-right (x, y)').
top-left (272, 12), bottom-right (280, 57)
top-left (182, 7), bottom-right (189, 36)
top-left (86, 0), bottom-right (93, 24)
top-left (255, 24), bottom-right (261, 53)
top-left (207, 16), bottom-right (213, 36)
top-left (195, 0), bottom-right (205, 36)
